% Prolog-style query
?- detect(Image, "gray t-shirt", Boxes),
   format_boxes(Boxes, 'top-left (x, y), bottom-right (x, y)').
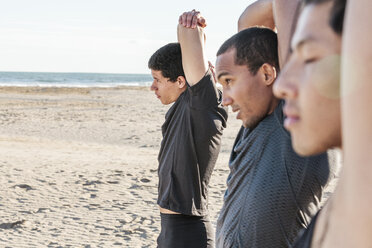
top-left (157, 69), bottom-right (228, 216)
top-left (216, 101), bottom-right (338, 248)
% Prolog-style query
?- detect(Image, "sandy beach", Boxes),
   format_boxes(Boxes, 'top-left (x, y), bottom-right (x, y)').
top-left (0, 86), bottom-right (241, 247)
top-left (0, 86), bottom-right (338, 247)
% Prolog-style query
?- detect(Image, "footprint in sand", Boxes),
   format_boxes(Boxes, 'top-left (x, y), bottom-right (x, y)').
top-left (140, 178), bottom-right (150, 183)
top-left (0, 220), bottom-right (29, 229)
top-left (82, 180), bottom-right (103, 186)
top-left (12, 184), bottom-right (34, 191)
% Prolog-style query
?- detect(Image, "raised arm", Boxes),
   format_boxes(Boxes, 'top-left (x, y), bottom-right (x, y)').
top-left (309, 1), bottom-right (372, 247)
top-left (334, 0), bottom-right (372, 246)
top-left (238, 0), bottom-right (275, 32)
top-left (238, 0), bottom-right (300, 67)
top-left (177, 10), bottom-right (208, 86)
top-left (272, 0), bottom-right (301, 67)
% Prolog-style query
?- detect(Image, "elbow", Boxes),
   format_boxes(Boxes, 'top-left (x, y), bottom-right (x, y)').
top-left (237, 11), bottom-right (249, 32)
top-left (237, 17), bottom-right (244, 32)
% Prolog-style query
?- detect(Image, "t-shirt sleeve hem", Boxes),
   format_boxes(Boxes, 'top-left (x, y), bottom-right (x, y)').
top-left (187, 67), bottom-right (213, 92)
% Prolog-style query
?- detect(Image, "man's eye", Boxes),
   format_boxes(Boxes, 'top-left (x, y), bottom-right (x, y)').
top-left (225, 79), bottom-right (232, 85)
top-left (304, 58), bottom-right (318, 64)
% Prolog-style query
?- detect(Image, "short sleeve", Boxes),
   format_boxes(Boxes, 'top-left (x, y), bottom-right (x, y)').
top-left (187, 68), bottom-right (221, 109)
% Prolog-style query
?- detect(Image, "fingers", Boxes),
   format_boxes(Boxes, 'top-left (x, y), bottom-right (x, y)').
top-left (180, 12), bottom-right (188, 26)
top-left (198, 17), bottom-right (207, 28)
top-left (187, 10), bottom-right (196, 28)
top-left (208, 61), bottom-right (217, 83)
top-left (179, 10), bottom-right (206, 29)
top-left (208, 61), bottom-right (215, 69)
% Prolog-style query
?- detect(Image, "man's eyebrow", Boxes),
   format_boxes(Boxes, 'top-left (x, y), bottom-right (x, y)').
top-left (217, 72), bottom-right (230, 80)
top-left (291, 35), bottom-right (318, 53)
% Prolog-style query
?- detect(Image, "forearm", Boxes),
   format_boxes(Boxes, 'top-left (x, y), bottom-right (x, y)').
top-left (318, 0), bottom-right (372, 247)
top-left (342, 0), bottom-right (372, 169)
top-left (341, 0), bottom-right (372, 224)
top-left (273, 0), bottom-right (301, 67)
top-left (238, 0), bottom-right (275, 31)
top-left (177, 24), bottom-right (208, 86)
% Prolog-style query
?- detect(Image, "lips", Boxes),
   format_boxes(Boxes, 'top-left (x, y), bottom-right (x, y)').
top-left (231, 105), bottom-right (241, 120)
top-left (283, 105), bottom-right (300, 130)
top-left (231, 105), bottom-right (240, 113)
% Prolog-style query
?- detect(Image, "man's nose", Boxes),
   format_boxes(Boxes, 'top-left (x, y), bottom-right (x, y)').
top-left (273, 66), bottom-right (298, 100)
top-left (150, 81), bottom-right (157, 91)
top-left (222, 92), bottom-right (233, 107)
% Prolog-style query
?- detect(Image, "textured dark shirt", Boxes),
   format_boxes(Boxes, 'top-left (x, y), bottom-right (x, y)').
top-left (157, 69), bottom-right (228, 216)
top-left (216, 101), bottom-right (338, 248)
top-left (293, 211), bottom-right (320, 248)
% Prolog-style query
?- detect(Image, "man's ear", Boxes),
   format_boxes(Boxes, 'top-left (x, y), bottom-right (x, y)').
top-left (176, 76), bottom-right (187, 88)
top-left (259, 63), bottom-right (277, 86)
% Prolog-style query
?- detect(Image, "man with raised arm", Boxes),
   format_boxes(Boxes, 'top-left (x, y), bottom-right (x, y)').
top-left (148, 10), bottom-right (227, 248)
top-left (214, 27), bottom-right (337, 247)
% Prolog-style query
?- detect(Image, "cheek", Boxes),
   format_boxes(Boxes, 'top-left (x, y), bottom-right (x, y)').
top-left (298, 78), bottom-right (339, 145)
top-left (300, 80), bottom-right (321, 116)
top-left (301, 56), bottom-right (341, 123)
top-left (312, 55), bottom-right (341, 99)
top-left (159, 83), bottom-right (169, 94)
top-left (231, 82), bottom-right (251, 103)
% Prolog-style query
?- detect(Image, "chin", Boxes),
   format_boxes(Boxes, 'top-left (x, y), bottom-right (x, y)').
top-left (293, 144), bottom-right (311, 157)
top-left (292, 139), bottom-right (326, 157)
top-left (159, 99), bottom-right (168, 105)
top-left (242, 118), bottom-right (261, 130)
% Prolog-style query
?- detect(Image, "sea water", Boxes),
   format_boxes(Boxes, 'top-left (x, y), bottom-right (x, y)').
top-left (0, 71), bottom-right (153, 88)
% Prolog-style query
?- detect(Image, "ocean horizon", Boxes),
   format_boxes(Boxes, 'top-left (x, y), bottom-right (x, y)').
top-left (0, 71), bottom-right (153, 88)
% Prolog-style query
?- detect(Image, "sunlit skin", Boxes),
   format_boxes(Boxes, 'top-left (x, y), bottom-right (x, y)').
top-left (216, 48), bottom-right (278, 129)
top-left (150, 70), bottom-right (186, 105)
top-left (273, 1), bottom-right (342, 156)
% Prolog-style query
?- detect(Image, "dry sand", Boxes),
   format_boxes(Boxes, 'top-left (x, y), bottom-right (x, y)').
top-left (0, 86), bottom-right (241, 247)
top-left (0, 87), bottom-right (338, 247)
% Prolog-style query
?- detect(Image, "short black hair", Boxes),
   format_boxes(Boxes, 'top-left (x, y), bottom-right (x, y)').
top-left (148, 42), bottom-right (185, 82)
top-left (329, 0), bottom-right (346, 35)
top-left (217, 27), bottom-right (279, 75)
top-left (303, 0), bottom-right (346, 35)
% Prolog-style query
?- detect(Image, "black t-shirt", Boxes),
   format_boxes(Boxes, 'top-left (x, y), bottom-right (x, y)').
top-left (157, 69), bottom-right (227, 216)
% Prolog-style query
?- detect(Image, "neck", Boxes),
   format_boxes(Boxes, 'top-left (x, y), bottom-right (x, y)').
top-left (267, 97), bottom-right (280, 115)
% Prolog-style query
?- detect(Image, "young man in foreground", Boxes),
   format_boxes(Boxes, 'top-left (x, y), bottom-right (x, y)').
top-left (274, 0), bottom-right (372, 247)
top-left (274, 0), bottom-right (345, 246)
top-left (148, 10), bottom-right (227, 248)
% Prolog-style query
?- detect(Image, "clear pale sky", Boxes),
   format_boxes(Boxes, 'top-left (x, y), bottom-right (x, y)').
top-left (0, 0), bottom-right (255, 74)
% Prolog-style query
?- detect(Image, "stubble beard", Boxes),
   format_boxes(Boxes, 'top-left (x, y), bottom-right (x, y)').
top-left (243, 113), bottom-right (267, 130)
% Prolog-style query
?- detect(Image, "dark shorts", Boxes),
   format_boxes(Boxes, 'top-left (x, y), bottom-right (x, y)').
top-left (157, 213), bottom-right (215, 248)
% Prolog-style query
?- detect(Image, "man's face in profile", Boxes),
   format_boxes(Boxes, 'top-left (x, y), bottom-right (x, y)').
top-left (274, 1), bottom-right (342, 156)
top-left (216, 49), bottom-right (274, 129)
top-left (150, 70), bottom-right (184, 105)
